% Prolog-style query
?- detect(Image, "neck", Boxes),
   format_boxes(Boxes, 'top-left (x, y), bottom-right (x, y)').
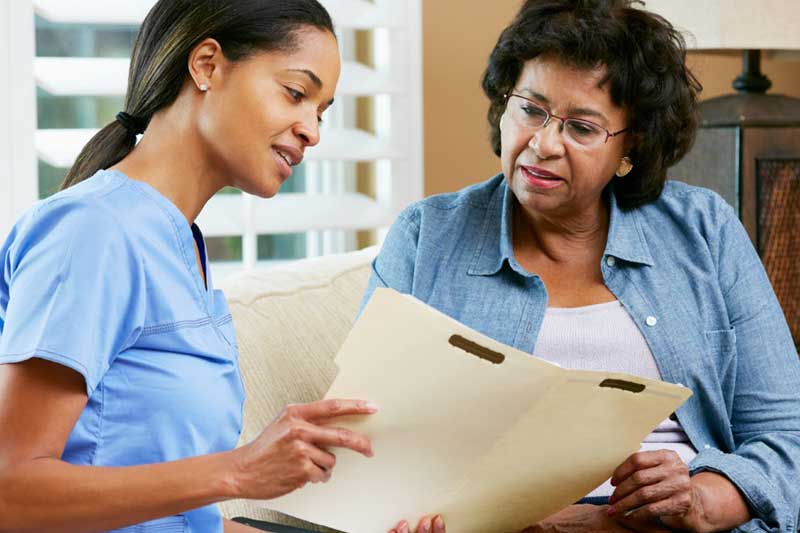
top-left (513, 197), bottom-right (610, 264)
top-left (110, 92), bottom-right (223, 225)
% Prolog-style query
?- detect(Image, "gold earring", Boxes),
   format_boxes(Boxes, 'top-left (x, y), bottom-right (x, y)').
top-left (616, 156), bottom-right (633, 177)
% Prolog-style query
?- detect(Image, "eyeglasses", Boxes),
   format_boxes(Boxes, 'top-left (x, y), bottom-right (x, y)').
top-left (504, 93), bottom-right (629, 149)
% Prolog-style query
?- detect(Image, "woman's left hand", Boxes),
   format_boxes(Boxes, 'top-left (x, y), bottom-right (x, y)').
top-left (608, 450), bottom-right (704, 531)
top-left (389, 514), bottom-right (445, 533)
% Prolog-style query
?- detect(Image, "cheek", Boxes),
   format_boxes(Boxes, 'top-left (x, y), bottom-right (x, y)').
top-left (500, 127), bottom-right (526, 172)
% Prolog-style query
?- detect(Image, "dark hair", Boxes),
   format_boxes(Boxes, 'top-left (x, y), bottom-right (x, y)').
top-left (62, 0), bottom-right (334, 190)
top-left (481, 0), bottom-right (702, 209)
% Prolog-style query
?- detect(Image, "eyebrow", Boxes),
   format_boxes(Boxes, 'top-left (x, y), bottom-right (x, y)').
top-left (288, 68), bottom-right (335, 107)
top-left (518, 89), bottom-right (608, 123)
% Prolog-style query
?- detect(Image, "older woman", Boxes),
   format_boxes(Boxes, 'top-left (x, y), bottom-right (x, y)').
top-left (379, 1), bottom-right (800, 532)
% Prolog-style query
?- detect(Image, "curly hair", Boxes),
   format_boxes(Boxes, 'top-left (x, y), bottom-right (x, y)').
top-left (481, 0), bottom-right (702, 209)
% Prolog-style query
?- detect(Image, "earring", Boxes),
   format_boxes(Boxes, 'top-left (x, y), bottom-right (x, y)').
top-left (616, 156), bottom-right (633, 177)
top-left (199, 83), bottom-right (209, 92)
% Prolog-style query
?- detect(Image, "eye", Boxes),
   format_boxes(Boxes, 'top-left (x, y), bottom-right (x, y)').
top-left (566, 120), bottom-right (602, 138)
top-left (286, 87), bottom-right (305, 102)
top-left (522, 104), bottom-right (548, 120)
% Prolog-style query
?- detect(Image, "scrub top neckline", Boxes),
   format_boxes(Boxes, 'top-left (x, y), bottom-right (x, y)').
top-left (102, 169), bottom-right (213, 305)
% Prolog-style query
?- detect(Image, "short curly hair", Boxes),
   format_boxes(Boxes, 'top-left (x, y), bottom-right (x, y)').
top-left (481, 0), bottom-right (702, 209)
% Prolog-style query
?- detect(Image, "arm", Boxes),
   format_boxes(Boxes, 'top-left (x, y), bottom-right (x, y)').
top-left (0, 358), bottom-right (376, 533)
top-left (609, 205), bottom-right (800, 532)
top-left (691, 207), bottom-right (800, 531)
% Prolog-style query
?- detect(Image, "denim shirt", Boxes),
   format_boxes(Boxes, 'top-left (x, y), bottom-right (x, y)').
top-left (361, 174), bottom-right (800, 532)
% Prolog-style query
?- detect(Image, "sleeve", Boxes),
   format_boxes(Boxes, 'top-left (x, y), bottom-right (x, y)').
top-left (0, 200), bottom-right (147, 396)
top-left (688, 202), bottom-right (800, 532)
top-left (357, 205), bottom-right (422, 317)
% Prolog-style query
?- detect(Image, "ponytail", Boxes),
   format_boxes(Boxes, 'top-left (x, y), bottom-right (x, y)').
top-left (60, 120), bottom-right (139, 190)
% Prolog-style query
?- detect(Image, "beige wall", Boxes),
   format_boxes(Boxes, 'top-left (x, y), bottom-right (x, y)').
top-left (422, 2), bottom-right (800, 196)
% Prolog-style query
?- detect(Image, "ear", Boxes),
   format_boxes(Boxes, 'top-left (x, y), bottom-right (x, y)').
top-left (187, 38), bottom-right (226, 92)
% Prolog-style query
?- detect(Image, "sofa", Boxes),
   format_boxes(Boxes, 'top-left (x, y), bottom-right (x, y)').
top-left (217, 246), bottom-right (379, 531)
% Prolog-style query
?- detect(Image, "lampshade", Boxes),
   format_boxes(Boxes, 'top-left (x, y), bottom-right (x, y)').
top-left (643, 0), bottom-right (800, 51)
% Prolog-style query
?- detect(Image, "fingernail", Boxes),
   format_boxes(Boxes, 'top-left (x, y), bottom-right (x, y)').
top-left (400, 522), bottom-right (409, 533)
top-left (422, 520), bottom-right (431, 532)
top-left (365, 401), bottom-right (380, 412)
top-left (607, 506), bottom-right (616, 517)
top-left (434, 515), bottom-right (445, 531)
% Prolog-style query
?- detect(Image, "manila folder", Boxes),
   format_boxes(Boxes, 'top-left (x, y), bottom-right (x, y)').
top-left (259, 288), bottom-right (692, 533)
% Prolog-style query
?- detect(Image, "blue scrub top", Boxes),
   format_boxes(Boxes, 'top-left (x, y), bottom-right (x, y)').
top-left (0, 170), bottom-right (245, 533)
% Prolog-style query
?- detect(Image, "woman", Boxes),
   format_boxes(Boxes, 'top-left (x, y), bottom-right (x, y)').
top-left (0, 1), bottom-right (377, 531)
top-left (383, 1), bottom-right (800, 532)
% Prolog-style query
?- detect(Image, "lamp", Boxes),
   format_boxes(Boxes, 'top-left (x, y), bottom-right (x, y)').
top-left (644, 0), bottom-right (800, 347)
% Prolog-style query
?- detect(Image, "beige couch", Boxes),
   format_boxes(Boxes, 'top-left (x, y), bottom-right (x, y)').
top-left (217, 246), bottom-right (378, 530)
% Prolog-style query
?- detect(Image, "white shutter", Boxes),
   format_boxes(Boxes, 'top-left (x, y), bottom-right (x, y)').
top-left (2, 0), bottom-right (424, 276)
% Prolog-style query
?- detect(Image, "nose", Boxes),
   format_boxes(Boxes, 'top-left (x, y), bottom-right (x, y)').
top-left (294, 113), bottom-right (321, 147)
top-left (529, 119), bottom-right (565, 159)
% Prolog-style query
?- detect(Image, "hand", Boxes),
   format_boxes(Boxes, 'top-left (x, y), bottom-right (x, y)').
top-left (230, 399), bottom-right (378, 500)
top-left (608, 450), bottom-right (702, 531)
top-left (389, 514), bottom-right (446, 533)
top-left (522, 504), bottom-right (644, 532)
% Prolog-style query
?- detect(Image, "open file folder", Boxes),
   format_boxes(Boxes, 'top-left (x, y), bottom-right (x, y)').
top-left (259, 288), bottom-right (692, 533)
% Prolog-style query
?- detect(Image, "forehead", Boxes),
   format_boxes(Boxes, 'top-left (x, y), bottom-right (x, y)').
top-left (245, 27), bottom-right (340, 97)
top-left (515, 55), bottom-right (620, 114)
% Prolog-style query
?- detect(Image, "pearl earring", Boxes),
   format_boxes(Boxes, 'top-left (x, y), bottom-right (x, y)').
top-left (199, 83), bottom-right (209, 92)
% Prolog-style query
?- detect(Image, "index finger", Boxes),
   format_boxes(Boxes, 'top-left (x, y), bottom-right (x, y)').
top-left (290, 399), bottom-right (379, 422)
top-left (611, 451), bottom-right (668, 486)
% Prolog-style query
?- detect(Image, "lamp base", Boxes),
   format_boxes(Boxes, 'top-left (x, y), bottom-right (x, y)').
top-left (732, 50), bottom-right (772, 94)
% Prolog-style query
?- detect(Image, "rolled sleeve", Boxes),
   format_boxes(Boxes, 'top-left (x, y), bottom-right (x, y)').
top-left (690, 447), bottom-right (795, 532)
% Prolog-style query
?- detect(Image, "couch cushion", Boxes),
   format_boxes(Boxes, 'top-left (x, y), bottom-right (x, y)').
top-left (217, 247), bottom-right (377, 529)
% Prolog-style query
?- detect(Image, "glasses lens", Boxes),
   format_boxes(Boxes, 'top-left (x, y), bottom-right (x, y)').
top-left (511, 97), bottom-right (548, 128)
top-left (564, 119), bottom-right (605, 147)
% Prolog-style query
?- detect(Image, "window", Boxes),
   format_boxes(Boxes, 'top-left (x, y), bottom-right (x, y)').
top-left (0, 0), bottom-right (423, 277)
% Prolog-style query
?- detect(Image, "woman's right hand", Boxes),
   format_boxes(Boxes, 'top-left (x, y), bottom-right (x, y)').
top-left (230, 399), bottom-right (378, 500)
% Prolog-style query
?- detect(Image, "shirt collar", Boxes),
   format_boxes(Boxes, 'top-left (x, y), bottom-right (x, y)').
top-left (468, 176), bottom-right (654, 277)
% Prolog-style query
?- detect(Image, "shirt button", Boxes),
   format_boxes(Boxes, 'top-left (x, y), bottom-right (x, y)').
top-left (704, 444), bottom-right (711, 450)
top-left (645, 316), bottom-right (658, 327)
top-left (606, 256), bottom-right (616, 267)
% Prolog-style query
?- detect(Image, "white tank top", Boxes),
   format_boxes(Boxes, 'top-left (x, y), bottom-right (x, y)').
top-left (533, 300), bottom-right (697, 497)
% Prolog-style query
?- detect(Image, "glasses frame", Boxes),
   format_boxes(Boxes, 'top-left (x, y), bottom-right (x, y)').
top-left (504, 93), bottom-right (630, 147)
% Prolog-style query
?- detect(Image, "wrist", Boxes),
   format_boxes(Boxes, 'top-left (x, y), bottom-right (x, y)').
top-left (684, 472), bottom-right (750, 532)
top-left (218, 447), bottom-right (247, 500)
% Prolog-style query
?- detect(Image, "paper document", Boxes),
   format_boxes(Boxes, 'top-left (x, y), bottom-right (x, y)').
top-left (259, 288), bottom-right (692, 533)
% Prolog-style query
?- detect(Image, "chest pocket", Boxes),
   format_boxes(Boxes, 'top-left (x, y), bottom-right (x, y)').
top-left (109, 515), bottom-right (186, 532)
top-left (705, 327), bottom-right (737, 357)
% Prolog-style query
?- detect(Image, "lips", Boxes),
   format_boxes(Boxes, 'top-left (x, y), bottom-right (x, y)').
top-left (520, 165), bottom-right (565, 190)
top-left (272, 144), bottom-right (304, 181)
